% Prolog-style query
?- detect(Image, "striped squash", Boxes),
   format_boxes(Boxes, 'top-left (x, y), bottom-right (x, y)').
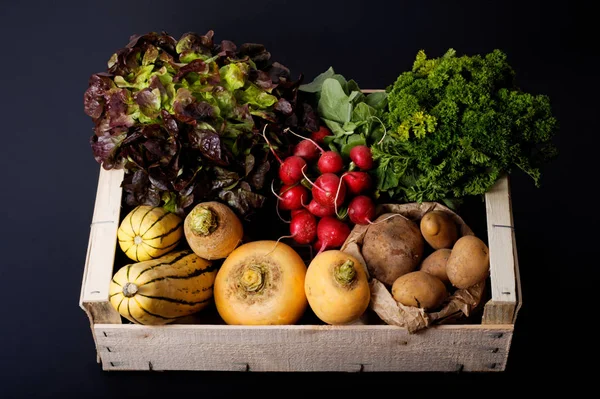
top-left (117, 205), bottom-right (183, 262)
top-left (109, 250), bottom-right (217, 325)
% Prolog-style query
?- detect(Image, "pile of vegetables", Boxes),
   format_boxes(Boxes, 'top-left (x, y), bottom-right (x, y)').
top-left (89, 33), bottom-right (558, 329)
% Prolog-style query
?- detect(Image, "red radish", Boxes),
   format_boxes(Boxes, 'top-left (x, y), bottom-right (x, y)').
top-left (316, 217), bottom-right (351, 252)
top-left (313, 239), bottom-right (324, 253)
top-left (290, 211), bottom-right (318, 245)
top-left (278, 184), bottom-right (309, 211)
top-left (342, 171), bottom-right (372, 195)
top-left (279, 156), bottom-right (307, 185)
top-left (307, 199), bottom-right (335, 218)
top-left (311, 173), bottom-right (346, 208)
top-left (291, 208), bottom-right (308, 218)
top-left (317, 151), bottom-right (344, 174)
top-left (311, 126), bottom-right (331, 144)
top-left (349, 145), bottom-right (374, 170)
top-left (283, 127), bottom-right (341, 175)
top-left (347, 195), bottom-right (376, 225)
top-left (293, 140), bottom-right (321, 162)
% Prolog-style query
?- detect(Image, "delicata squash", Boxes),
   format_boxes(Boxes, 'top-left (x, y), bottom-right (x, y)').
top-left (109, 250), bottom-right (217, 325)
top-left (117, 205), bottom-right (183, 262)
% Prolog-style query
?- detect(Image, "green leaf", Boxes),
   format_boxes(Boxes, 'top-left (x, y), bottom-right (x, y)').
top-left (322, 118), bottom-right (347, 136)
top-left (342, 121), bottom-right (358, 133)
top-left (318, 78), bottom-right (352, 123)
top-left (346, 80), bottom-right (361, 94)
top-left (365, 91), bottom-right (388, 110)
top-left (241, 84), bottom-right (278, 108)
top-left (219, 63), bottom-right (247, 91)
top-left (352, 102), bottom-right (377, 122)
top-left (332, 74), bottom-right (349, 92)
top-left (298, 67), bottom-right (335, 92)
top-left (341, 134), bottom-right (367, 158)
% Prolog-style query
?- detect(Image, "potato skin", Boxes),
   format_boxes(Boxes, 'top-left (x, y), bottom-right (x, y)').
top-left (420, 210), bottom-right (458, 250)
top-left (361, 213), bottom-right (425, 286)
top-left (419, 248), bottom-right (452, 285)
top-left (446, 235), bottom-right (490, 289)
top-left (391, 271), bottom-right (447, 310)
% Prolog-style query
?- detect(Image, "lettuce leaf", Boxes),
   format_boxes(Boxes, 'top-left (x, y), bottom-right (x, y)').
top-left (84, 30), bottom-right (309, 218)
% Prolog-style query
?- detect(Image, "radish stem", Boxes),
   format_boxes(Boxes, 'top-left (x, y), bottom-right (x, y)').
top-left (301, 165), bottom-right (326, 193)
top-left (370, 116), bottom-right (388, 145)
top-left (334, 172), bottom-right (348, 218)
top-left (275, 200), bottom-right (291, 223)
top-left (265, 234), bottom-right (295, 257)
top-left (270, 179), bottom-right (284, 201)
top-left (284, 127), bottom-right (324, 153)
top-left (262, 124), bottom-right (283, 164)
top-left (367, 213), bottom-right (406, 225)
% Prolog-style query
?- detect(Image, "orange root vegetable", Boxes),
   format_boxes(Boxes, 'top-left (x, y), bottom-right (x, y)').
top-left (184, 201), bottom-right (243, 260)
top-left (304, 250), bottom-right (370, 325)
top-left (213, 240), bottom-right (308, 325)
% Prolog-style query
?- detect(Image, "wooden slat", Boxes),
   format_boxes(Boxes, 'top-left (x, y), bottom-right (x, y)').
top-left (482, 175), bottom-right (519, 324)
top-left (79, 167), bottom-right (124, 324)
top-left (94, 324), bottom-right (513, 372)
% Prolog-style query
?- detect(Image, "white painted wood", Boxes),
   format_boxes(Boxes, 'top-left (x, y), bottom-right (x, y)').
top-left (483, 175), bottom-right (519, 324)
top-left (95, 324), bottom-right (513, 372)
top-left (79, 167), bottom-right (124, 324)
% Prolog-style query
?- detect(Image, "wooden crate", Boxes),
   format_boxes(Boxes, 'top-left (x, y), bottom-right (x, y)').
top-left (80, 164), bottom-right (521, 373)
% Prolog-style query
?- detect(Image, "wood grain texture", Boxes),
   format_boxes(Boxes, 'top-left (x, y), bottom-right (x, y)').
top-left (79, 167), bottom-right (124, 324)
top-left (482, 175), bottom-right (520, 324)
top-left (95, 324), bottom-right (513, 372)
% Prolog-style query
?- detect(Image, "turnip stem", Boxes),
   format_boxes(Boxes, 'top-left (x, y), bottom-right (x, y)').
top-left (240, 265), bottom-right (266, 292)
top-left (334, 260), bottom-right (356, 286)
top-left (189, 206), bottom-right (218, 236)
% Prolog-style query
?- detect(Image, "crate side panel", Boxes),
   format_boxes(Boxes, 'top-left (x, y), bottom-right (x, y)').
top-left (95, 325), bottom-right (513, 372)
top-left (483, 175), bottom-right (519, 324)
top-left (80, 167), bottom-right (124, 324)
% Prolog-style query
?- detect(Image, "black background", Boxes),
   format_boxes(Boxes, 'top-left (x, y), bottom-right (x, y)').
top-left (0, 0), bottom-right (593, 396)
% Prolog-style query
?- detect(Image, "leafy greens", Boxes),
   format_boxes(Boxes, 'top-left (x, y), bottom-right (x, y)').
top-left (299, 67), bottom-right (388, 158)
top-left (378, 49), bottom-right (558, 206)
top-left (84, 31), bottom-right (315, 218)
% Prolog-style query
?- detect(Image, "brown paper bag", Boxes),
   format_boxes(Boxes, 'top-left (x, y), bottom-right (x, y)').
top-left (340, 202), bottom-right (485, 333)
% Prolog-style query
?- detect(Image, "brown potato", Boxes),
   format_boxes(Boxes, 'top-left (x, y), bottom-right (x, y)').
top-left (446, 235), bottom-right (490, 289)
top-left (362, 213), bottom-right (425, 286)
top-left (391, 271), bottom-right (447, 310)
top-left (420, 210), bottom-right (458, 250)
top-left (419, 248), bottom-right (452, 285)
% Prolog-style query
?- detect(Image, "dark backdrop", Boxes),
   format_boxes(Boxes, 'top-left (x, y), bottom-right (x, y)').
top-left (0, 0), bottom-right (593, 396)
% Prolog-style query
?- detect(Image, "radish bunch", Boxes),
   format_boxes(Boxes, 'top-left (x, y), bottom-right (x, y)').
top-left (271, 126), bottom-right (378, 253)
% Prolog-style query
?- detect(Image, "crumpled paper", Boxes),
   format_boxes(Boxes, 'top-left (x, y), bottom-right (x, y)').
top-left (340, 202), bottom-right (486, 333)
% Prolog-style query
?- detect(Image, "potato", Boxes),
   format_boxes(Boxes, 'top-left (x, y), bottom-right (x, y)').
top-left (420, 210), bottom-right (458, 250)
top-left (446, 235), bottom-right (490, 288)
top-left (419, 248), bottom-right (452, 285)
top-left (361, 213), bottom-right (425, 286)
top-left (391, 271), bottom-right (447, 310)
